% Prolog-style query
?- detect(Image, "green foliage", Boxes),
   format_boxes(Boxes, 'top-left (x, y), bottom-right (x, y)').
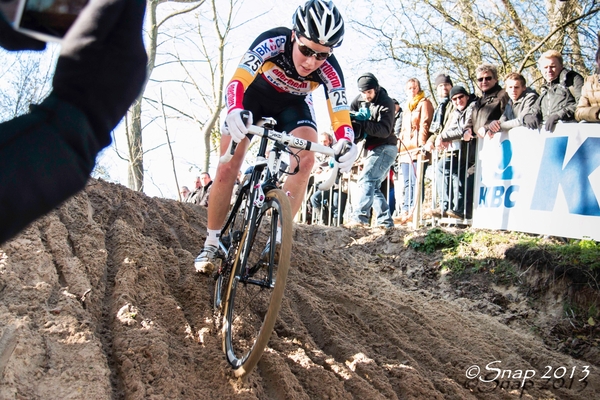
top-left (404, 227), bottom-right (468, 254)
top-left (555, 239), bottom-right (600, 270)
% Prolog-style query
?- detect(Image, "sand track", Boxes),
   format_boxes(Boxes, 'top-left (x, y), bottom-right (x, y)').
top-left (0, 179), bottom-right (597, 399)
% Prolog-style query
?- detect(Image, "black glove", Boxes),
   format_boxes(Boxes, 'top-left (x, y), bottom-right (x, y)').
top-left (0, 11), bottom-right (46, 51)
top-left (544, 114), bottom-right (560, 132)
top-left (351, 120), bottom-right (365, 144)
top-left (522, 114), bottom-right (540, 130)
top-left (52, 0), bottom-right (148, 144)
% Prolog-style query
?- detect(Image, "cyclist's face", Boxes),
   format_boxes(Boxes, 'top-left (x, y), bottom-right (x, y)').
top-left (292, 33), bottom-right (331, 77)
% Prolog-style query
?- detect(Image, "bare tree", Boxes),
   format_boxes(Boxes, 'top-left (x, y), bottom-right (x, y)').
top-left (0, 49), bottom-right (55, 122)
top-left (171, 0), bottom-right (239, 173)
top-left (125, 0), bottom-right (206, 192)
top-left (349, 0), bottom-right (600, 96)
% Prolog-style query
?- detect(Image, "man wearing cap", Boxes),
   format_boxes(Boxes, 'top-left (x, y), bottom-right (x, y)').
top-left (428, 74), bottom-right (456, 141)
top-left (433, 85), bottom-right (477, 219)
top-left (346, 72), bottom-right (397, 228)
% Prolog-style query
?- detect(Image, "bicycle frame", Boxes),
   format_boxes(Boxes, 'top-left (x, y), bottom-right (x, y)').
top-left (217, 119), bottom-right (337, 280)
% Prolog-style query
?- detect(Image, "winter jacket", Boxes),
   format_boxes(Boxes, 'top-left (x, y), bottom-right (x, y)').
top-left (393, 108), bottom-right (403, 137)
top-left (499, 88), bottom-right (539, 130)
top-left (350, 87), bottom-right (397, 150)
top-left (398, 96), bottom-right (434, 163)
top-left (575, 74), bottom-right (600, 122)
top-left (189, 181), bottom-right (212, 207)
top-left (471, 83), bottom-right (510, 134)
top-left (430, 97), bottom-right (455, 135)
top-left (440, 96), bottom-right (476, 143)
top-left (535, 68), bottom-right (584, 122)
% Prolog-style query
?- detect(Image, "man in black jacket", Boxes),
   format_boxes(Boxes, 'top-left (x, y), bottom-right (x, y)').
top-left (0, 0), bottom-right (147, 245)
top-left (527, 50), bottom-right (584, 132)
top-left (346, 73), bottom-right (398, 228)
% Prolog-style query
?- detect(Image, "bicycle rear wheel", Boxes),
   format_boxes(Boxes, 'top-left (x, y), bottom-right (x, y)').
top-left (222, 188), bottom-right (292, 377)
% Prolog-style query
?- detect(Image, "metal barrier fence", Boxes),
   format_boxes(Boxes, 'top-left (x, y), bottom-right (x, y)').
top-left (296, 140), bottom-right (475, 228)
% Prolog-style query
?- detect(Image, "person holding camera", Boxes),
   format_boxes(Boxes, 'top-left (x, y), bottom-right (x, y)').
top-left (0, 0), bottom-right (148, 244)
top-left (345, 72), bottom-right (397, 229)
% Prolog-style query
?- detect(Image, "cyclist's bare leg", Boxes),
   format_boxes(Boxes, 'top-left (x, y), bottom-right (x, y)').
top-left (282, 126), bottom-right (317, 217)
top-left (207, 135), bottom-right (250, 231)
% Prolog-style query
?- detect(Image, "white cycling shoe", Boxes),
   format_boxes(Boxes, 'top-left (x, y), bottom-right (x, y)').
top-left (194, 245), bottom-right (218, 274)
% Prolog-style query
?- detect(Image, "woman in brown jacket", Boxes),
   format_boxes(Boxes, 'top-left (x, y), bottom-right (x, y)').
top-left (397, 78), bottom-right (434, 219)
top-left (575, 32), bottom-right (600, 123)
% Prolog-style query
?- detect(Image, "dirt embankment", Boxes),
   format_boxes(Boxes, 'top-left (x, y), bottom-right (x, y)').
top-left (0, 178), bottom-right (598, 399)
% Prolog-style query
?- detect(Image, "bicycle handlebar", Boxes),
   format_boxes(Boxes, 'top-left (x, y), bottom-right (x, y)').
top-left (219, 123), bottom-right (339, 191)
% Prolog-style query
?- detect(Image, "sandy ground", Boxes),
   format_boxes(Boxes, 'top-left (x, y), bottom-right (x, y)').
top-left (0, 178), bottom-right (598, 399)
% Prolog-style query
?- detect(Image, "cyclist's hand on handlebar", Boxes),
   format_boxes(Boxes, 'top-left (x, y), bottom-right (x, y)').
top-left (333, 139), bottom-right (358, 173)
top-left (224, 109), bottom-right (253, 143)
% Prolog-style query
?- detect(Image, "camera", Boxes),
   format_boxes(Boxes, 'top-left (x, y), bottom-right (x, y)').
top-left (6, 0), bottom-right (88, 42)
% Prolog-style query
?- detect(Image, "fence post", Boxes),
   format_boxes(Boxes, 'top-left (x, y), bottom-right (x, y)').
top-left (411, 152), bottom-right (427, 229)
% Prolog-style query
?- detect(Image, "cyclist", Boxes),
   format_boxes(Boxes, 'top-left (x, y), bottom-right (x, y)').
top-left (195, 0), bottom-right (358, 273)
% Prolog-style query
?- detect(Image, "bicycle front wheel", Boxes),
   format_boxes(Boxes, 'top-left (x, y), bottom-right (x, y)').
top-left (214, 186), bottom-right (249, 312)
top-left (222, 188), bottom-right (292, 377)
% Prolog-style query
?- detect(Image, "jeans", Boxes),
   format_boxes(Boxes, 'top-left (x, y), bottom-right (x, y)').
top-left (311, 188), bottom-right (347, 225)
top-left (436, 153), bottom-right (463, 213)
top-left (400, 161), bottom-right (417, 213)
top-left (352, 144), bottom-right (398, 227)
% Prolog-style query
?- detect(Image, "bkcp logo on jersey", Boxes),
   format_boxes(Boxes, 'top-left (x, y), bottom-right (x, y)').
top-left (254, 36), bottom-right (286, 58)
top-left (531, 136), bottom-right (600, 216)
top-left (479, 139), bottom-right (520, 208)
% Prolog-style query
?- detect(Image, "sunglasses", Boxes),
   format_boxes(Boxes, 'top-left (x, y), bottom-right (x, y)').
top-left (451, 94), bottom-right (466, 102)
top-left (477, 76), bottom-right (493, 82)
top-left (296, 36), bottom-right (331, 61)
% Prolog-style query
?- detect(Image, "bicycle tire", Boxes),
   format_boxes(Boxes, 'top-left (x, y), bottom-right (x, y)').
top-left (221, 188), bottom-right (292, 377)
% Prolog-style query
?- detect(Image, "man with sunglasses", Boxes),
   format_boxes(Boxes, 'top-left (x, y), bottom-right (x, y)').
top-left (432, 86), bottom-right (477, 219)
top-left (472, 64), bottom-right (510, 140)
top-left (195, 0), bottom-right (358, 273)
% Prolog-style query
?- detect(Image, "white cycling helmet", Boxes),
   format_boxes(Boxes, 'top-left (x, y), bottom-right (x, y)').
top-left (293, 0), bottom-right (345, 48)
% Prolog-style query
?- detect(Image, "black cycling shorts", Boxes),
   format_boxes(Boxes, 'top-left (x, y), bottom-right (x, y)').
top-left (242, 84), bottom-right (317, 135)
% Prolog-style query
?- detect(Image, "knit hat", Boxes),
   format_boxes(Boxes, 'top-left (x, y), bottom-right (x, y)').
top-left (357, 73), bottom-right (379, 91)
top-left (434, 74), bottom-right (453, 86)
top-left (449, 85), bottom-right (468, 99)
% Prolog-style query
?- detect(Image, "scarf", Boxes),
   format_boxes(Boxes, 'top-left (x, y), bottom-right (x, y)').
top-left (407, 91), bottom-right (425, 112)
top-left (430, 97), bottom-right (450, 133)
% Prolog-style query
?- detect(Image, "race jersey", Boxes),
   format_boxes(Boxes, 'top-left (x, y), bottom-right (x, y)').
top-left (225, 27), bottom-right (354, 143)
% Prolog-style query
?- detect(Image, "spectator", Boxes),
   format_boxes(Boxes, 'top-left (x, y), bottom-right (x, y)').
top-left (392, 98), bottom-right (403, 137)
top-left (473, 64), bottom-right (510, 139)
top-left (390, 98), bottom-right (402, 215)
top-left (346, 72), bottom-right (398, 228)
top-left (310, 133), bottom-right (347, 225)
top-left (423, 73), bottom-right (455, 200)
top-left (529, 50), bottom-right (584, 131)
top-left (188, 172), bottom-right (212, 207)
top-left (396, 78), bottom-right (434, 223)
top-left (434, 85), bottom-right (476, 219)
top-left (575, 32), bottom-right (600, 123)
top-left (488, 72), bottom-right (539, 134)
top-left (427, 74), bottom-right (455, 142)
top-left (180, 186), bottom-right (191, 202)
top-left (0, 0), bottom-right (147, 245)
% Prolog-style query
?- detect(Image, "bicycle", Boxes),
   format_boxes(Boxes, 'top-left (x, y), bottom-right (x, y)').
top-left (212, 116), bottom-right (344, 377)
